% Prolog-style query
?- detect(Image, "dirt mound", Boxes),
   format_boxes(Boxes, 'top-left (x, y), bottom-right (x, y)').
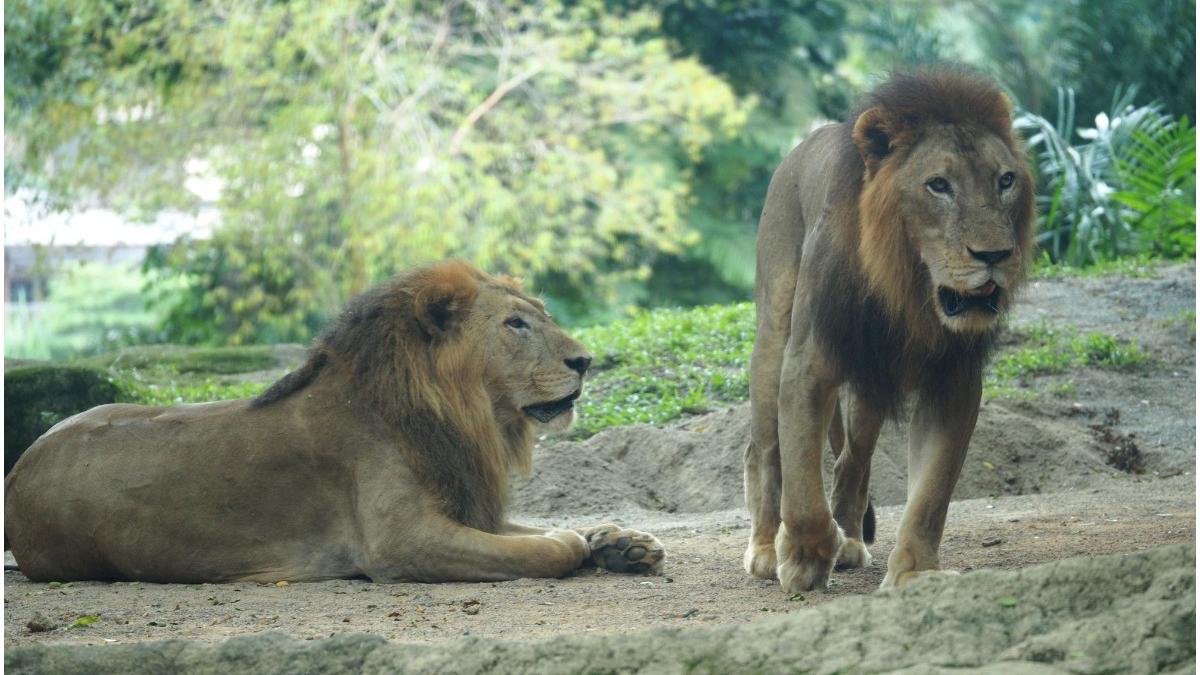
top-left (8, 545), bottom-right (1192, 674)
top-left (514, 396), bottom-right (1130, 516)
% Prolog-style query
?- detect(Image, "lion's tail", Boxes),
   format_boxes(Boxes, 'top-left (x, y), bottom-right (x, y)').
top-left (862, 498), bottom-right (876, 545)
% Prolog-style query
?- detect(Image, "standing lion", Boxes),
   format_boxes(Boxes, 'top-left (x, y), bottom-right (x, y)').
top-left (744, 68), bottom-right (1034, 592)
top-left (6, 261), bottom-right (663, 583)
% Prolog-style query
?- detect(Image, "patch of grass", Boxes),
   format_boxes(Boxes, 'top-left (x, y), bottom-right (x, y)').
top-left (119, 378), bottom-right (268, 407)
top-left (1032, 255), bottom-right (1165, 279)
top-left (19, 299), bottom-right (1155, 437)
top-left (985, 324), bottom-right (1151, 399)
top-left (1159, 309), bottom-right (1196, 333)
top-left (1049, 381), bottom-right (1077, 398)
top-left (570, 303), bottom-right (754, 437)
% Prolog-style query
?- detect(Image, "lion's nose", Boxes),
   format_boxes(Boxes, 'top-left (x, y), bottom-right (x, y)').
top-left (968, 248), bottom-right (1012, 265)
top-left (564, 355), bottom-right (592, 375)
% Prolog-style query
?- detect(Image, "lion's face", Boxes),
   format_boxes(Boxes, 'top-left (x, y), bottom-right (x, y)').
top-left (469, 283), bottom-right (591, 431)
top-left (889, 125), bottom-right (1031, 332)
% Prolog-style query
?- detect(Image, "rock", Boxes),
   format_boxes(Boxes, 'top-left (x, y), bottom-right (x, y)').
top-left (4, 365), bottom-right (123, 475)
top-left (6, 545), bottom-right (1193, 674)
top-left (25, 613), bottom-right (55, 633)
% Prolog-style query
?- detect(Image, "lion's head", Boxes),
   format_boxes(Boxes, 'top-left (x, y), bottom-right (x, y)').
top-left (850, 69), bottom-right (1035, 336)
top-left (447, 264), bottom-right (592, 432)
top-left (253, 260), bottom-right (591, 529)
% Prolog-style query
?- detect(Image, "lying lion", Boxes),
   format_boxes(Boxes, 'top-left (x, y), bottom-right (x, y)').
top-left (5, 262), bottom-right (664, 583)
top-left (744, 67), bottom-right (1034, 592)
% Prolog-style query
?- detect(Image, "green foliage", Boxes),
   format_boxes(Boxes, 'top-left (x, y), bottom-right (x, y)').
top-left (1111, 116), bottom-right (1196, 258)
top-left (6, 0), bottom-right (1195, 351)
top-left (928, 0), bottom-right (1194, 129)
top-left (7, 0), bottom-right (751, 342)
top-left (4, 364), bottom-right (123, 473)
top-left (568, 303), bottom-right (755, 436)
top-left (121, 378), bottom-right (266, 408)
top-left (649, 0), bottom-right (851, 115)
top-left (1017, 90), bottom-right (1196, 266)
top-left (1036, 0), bottom-right (1195, 124)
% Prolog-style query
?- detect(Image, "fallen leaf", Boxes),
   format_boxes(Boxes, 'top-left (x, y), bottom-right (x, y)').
top-left (70, 615), bottom-right (101, 629)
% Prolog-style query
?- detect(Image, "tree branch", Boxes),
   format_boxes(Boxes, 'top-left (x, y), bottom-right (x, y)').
top-left (447, 65), bottom-right (542, 155)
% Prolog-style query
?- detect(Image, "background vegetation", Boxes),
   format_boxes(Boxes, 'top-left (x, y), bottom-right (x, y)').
top-left (5, 0), bottom-right (1196, 358)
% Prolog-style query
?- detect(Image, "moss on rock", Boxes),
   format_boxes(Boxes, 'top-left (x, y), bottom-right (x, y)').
top-left (82, 345), bottom-right (283, 375)
top-left (4, 364), bottom-right (124, 474)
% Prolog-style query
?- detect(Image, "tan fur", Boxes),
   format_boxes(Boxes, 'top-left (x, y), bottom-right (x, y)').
top-left (744, 68), bottom-right (1035, 593)
top-left (5, 261), bottom-right (664, 583)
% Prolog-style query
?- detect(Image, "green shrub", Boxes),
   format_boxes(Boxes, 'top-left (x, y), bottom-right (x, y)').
top-left (1016, 89), bottom-right (1196, 266)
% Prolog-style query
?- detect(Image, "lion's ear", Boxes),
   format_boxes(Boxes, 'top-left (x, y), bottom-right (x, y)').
top-left (852, 106), bottom-right (896, 177)
top-left (412, 262), bottom-right (479, 338)
top-left (989, 93), bottom-right (1015, 138)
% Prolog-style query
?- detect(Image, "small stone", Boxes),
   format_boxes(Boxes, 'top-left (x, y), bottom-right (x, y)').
top-left (26, 613), bottom-right (55, 633)
top-left (982, 538), bottom-right (1003, 547)
top-left (275, 581), bottom-right (289, 588)
top-left (463, 605), bottom-right (480, 615)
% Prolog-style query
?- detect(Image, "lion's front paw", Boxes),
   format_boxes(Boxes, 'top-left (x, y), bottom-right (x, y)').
top-left (743, 541), bottom-right (777, 579)
top-left (584, 524), bottom-right (665, 575)
top-left (774, 520), bottom-right (844, 593)
top-left (834, 537), bottom-right (872, 570)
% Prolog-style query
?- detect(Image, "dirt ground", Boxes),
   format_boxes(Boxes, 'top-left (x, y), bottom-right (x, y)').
top-left (4, 265), bottom-right (1195, 648)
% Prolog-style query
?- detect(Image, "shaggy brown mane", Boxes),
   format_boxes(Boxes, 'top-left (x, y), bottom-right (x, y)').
top-left (811, 66), bottom-right (1034, 416)
top-left (253, 261), bottom-right (535, 531)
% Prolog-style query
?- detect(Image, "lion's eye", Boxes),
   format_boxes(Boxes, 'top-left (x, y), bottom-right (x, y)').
top-left (926, 177), bottom-right (952, 195)
top-left (505, 316), bottom-right (529, 330)
top-left (998, 171), bottom-right (1016, 190)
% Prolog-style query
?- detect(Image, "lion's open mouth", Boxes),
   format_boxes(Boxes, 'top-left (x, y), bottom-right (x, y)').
top-left (938, 281), bottom-right (1002, 317)
top-left (522, 390), bottom-right (581, 423)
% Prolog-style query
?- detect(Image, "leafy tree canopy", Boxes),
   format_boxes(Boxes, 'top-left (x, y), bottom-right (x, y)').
top-left (6, 0), bottom-right (750, 342)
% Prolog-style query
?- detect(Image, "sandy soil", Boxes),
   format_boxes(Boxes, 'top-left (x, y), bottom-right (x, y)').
top-left (4, 265), bottom-right (1195, 648)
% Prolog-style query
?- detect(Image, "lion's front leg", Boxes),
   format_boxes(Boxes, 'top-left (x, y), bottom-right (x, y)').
top-left (577, 524), bottom-right (665, 574)
top-left (361, 515), bottom-right (589, 583)
top-left (882, 369), bottom-right (981, 589)
top-left (774, 339), bottom-right (843, 593)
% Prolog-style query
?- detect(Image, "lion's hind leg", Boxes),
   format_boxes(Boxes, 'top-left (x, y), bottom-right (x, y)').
top-left (743, 311), bottom-right (791, 580)
top-left (830, 392), bottom-right (883, 570)
top-left (580, 524), bottom-right (664, 575)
